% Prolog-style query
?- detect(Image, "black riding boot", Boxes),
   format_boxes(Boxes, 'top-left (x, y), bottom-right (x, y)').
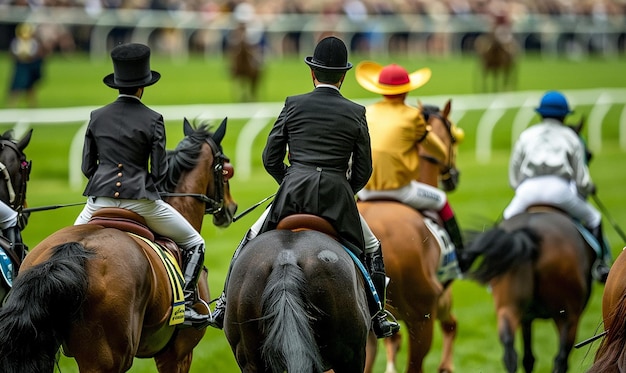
top-left (590, 223), bottom-right (611, 283)
top-left (443, 216), bottom-right (464, 252)
top-left (365, 248), bottom-right (400, 338)
top-left (3, 225), bottom-right (27, 265)
top-left (208, 233), bottom-right (250, 330)
top-left (179, 244), bottom-right (211, 329)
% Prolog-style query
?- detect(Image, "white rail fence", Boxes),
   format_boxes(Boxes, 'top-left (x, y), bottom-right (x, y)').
top-left (1, 88), bottom-right (625, 190)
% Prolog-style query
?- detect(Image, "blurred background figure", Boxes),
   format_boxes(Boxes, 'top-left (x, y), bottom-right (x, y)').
top-left (6, 23), bottom-right (46, 108)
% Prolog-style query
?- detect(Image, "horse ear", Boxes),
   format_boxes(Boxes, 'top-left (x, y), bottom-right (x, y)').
top-left (183, 118), bottom-right (193, 137)
top-left (417, 100), bottom-right (423, 111)
top-left (213, 117), bottom-right (228, 145)
top-left (442, 99), bottom-right (452, 119)
top-left (16, 128), bottom-right (33, 151)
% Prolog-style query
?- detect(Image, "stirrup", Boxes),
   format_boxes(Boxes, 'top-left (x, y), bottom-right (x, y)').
top-left (372, 309), bottom-right (400, 338)
top-left (592, 260), bottom-right (610, 284)
top-left (207, 293), bottom-right (226, 330)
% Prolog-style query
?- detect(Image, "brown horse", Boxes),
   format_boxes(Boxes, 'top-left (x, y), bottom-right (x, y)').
top-left (474, 30), bottom-right (518, 92)
top-left (224, 215), bottom-right (370, 373)
top-left (0, 118), bottom-right (238, 373)
top-left (460, 206), bottom-right (595, 373)
top-left (358, 100), bottom-right (463, 373)
top-left (587, 247), bottom-right (626, 373)
top-left (227, 22), bottom-right (263, 102)
top-left (0, 128), bottom-right (32, 302)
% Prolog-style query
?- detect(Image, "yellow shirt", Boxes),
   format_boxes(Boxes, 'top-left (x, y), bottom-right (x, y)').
top-left (365, 97), bottom-right (448, 190)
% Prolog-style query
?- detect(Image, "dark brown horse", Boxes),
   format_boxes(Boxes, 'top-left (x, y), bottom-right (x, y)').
top-left (358, 100), bottom-right (463, 373)
top-left (227, 22), bottom-right (263, 102)
top-left (224, 215), bottom-right (370, 373)
top-left (587, 247), bottom-right (626, 373)
top-left (0, 128), bottom-right (32, 302)
top-left (460, 206), bottom-right (595, 373)
top-left (0, 118), bottom-right (238, 373)
top-left (474, 30), bottom-right (518, 92)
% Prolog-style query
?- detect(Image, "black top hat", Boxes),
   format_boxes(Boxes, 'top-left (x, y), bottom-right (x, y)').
top-left (103, 43), bottom-right (161, 89)
top-left (304, 36), bottom-right (353, 72)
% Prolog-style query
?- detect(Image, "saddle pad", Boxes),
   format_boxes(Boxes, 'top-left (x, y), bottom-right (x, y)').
top-left (423, 217), bottom-right (462, 284)
top-left (129, 233), bottom-right (185, 326)
top-left (0, 248), bottom-right (13, 287)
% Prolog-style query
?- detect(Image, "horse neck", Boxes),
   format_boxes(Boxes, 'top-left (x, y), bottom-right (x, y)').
top-left (417, 157), bottom-right (439, 188)
top-left (167, 144), bottom-right (213, 232)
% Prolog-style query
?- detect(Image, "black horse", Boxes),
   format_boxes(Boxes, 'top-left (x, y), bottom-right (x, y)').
top-left (223, 215), bottom-right (371, 373)
top-left (0, 128), bottom-right (32, 303)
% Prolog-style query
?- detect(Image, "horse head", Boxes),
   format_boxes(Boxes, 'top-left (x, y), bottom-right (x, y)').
top-left (164, 118), bottom-right (237, 230)
top-left (418, 100), bottom-right (464, 192)
top-left (0, 129), bottom-right (32, 214)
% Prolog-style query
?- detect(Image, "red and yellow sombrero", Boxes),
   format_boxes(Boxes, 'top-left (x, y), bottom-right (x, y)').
top-left (355, 61), bottom-right (431, 95)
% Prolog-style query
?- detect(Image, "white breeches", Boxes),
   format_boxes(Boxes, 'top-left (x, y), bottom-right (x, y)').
top-left (0, 201), bottom-right (17, 230)
top-left (74, 196), bottom-right (204, 248)
top-left (503, 175), bottom-right (601, 228)
top-left (357, 180), bottom-right (447, 211)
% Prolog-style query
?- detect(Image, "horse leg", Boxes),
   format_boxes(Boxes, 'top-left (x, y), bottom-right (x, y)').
top-left (497, 308), bottom-right (519, 373)
top-left (521, 319), bottom-right (535, 373)
top-left (383, 330), bottom-right (402, 373)
top-left (552, 316), bottom-right (577, 373)
top-left (154, 348), bottom-right (192, 373)
top-left (437, 287), bottom-right (457, 373)
top-left (364, 331), bottom-right (379, 373)
top-left (405, 316), bottom-right (435, 373)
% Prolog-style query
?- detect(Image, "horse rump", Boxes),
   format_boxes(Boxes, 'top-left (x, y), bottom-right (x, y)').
top-left (461, 226), bottom-right (540, 283)
top-left (0, 242), bottom-right (92, 373)
top-left (261, 249), bottom-right (324, 373)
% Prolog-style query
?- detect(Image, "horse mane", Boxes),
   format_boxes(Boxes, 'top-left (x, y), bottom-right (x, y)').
top-left (161, 124), bottom-right (214, 193)
top-left (589, 289), bottom-right (626, 372)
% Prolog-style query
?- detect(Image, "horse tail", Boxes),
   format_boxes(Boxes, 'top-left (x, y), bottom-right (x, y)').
top-left (588, 289), bottom-right (626, 373)
top-left (463, 226), bottom-right (540, 283)
top-left (260, 249), bottom-right (324, 373)
top-left (0, 242), bottom-right (92, 373)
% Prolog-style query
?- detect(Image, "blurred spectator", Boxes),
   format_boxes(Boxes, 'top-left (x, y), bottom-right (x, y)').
top-left (6, 23), bottom-right (46, 108)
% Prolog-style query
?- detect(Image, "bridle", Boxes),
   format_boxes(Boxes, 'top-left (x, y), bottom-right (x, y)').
top-left (420, 108), bottom-right (459, 192)
top-left (160, 134), bottom-right (229, 216)
top-left (0, 139), bottom-right (31, 211)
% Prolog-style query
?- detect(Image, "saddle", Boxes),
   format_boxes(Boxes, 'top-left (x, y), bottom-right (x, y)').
top-left (88, 207), bottom-right (182, 264)
top-left (276, 214), bottom-right (339, 238)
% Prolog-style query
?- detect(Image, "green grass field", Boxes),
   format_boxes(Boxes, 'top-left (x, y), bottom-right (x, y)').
top-left (1, 51), bottom-right (625, 372)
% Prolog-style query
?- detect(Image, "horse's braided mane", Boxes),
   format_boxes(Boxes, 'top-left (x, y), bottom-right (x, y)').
top-left (161, 124), bottom-right (213, 192)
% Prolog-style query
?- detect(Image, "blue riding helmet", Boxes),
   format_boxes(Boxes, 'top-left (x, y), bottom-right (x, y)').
top-left (535, 90), bottom-right (573, 118)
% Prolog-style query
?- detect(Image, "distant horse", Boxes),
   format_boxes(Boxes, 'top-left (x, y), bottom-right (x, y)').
top-left (0, 118), bottom-right (238, 373)
top-left (587, 248), bottom-right (626, 373)
top-left (224, 214), bottom-right (370, 373)
top-left (0, 128), bottom-right (32, 303)
top-left (227, 22), bottom-right (263, 102)
top-left (461, 206), bottom-right (595, 373)
top-left (474, 30), bottom-right (518, 92)
top-left (358, 100), bottom-right (463, 373)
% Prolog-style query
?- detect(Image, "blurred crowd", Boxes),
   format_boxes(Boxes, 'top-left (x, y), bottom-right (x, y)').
top-left (0, 0), bottom-right (624, 56)
top-left (2, 0), bottom-right (625, 16)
